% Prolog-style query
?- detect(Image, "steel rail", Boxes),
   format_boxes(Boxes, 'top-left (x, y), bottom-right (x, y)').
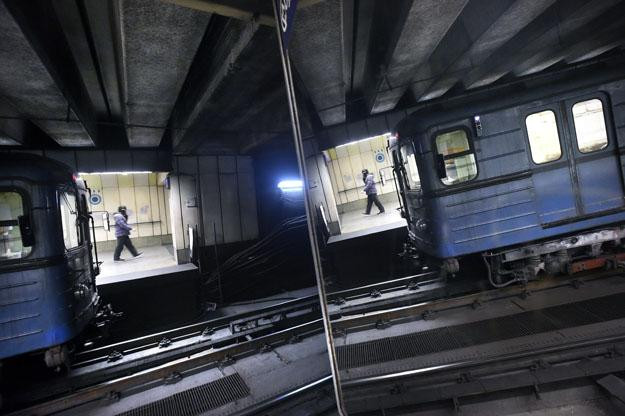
top-left (332, 269), bottom-right (623, 330)
top-left (342, 336), bottom-right (625, 414)
top-left (76, 293), bottom-right (321, 363)
top-left (7, 298), bottom-right (323, 408)
top-left (342, 332), bottom-right (625, 387)
top-left (7, 319), bottom-right (324, 416)
top-left (326, 271), bottom-right (439, 301)
top-left (74, 272), bottom-right (437, 365)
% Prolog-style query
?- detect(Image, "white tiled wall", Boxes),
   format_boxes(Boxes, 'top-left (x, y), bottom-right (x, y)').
top-left (325, 134), bottom-right (397, 206)
top-left (80, 173), bottom-right (171, 243)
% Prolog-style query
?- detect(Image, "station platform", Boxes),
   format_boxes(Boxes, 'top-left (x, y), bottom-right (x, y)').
top-left (328, 217), bottom-right (405, 245)
top-left (96, 261), bottom-right (201, 341)
top-left (325, 211), bottom-right (408, 290)
top-left (336, 200), bottom-right (403, 238)
top-left (97, 244), bottom-right (177, 283)
top-left (95, 255), bottom-right (319, 342)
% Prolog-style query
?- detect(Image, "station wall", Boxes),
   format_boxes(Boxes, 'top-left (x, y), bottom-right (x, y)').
top-left (324, 134), bottom-right (397, 213)
top-left (169, 155), bottom-right (259, 263)
top-left (79, 172), bottom-right (172, 251)
top-left (303, 138), bottom-right (341, 235)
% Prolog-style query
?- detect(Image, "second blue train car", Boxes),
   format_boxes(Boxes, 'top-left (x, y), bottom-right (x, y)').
top-left (390, 63), bottom-right (625, 286)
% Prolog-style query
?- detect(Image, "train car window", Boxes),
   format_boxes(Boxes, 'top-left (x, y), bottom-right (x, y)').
top-left (400, 144), bottom-right (421, 189)
top-left (435, 129), bottom-right (477, 185)
top-left (572, 99), bottom-right (608, 153)
top-left (0, 191), bottom-right (32, 260)
top-left (60, 192), bottom-right (81, 249)
top-left (525, 110), bottom-right (561, 164)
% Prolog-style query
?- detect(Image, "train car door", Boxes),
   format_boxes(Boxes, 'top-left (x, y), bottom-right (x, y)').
top-left (562, 95), bottom-right (624, 217)
top-left (59, 190), bottom-right (92, 312)
top-left (393, 141), bottom-right (422, 228)
top-left (525, 106), bottom-right (579, 225)
top-left (526, 94), bottom-right (624, 227)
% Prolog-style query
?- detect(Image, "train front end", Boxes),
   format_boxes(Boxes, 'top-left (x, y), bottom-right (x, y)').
top-left (0, 154), bottom-right (99, 367)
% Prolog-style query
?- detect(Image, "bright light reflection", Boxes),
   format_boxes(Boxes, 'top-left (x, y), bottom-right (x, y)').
top-left (335, 132), bottom-right (391, 148)
top-left (78, 171), bottom-right (153, 176)
top-left (278, 179), bottom-right (303, 192)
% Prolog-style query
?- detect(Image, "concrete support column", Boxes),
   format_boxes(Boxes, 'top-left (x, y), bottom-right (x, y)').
top-left (304, 138), bottom-right (341, 235)
top-left (169, 155), bottom-right (259, 264)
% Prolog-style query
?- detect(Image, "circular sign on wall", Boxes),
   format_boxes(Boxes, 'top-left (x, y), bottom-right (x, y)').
top-left (89, 193), bottom-right (102, 206)
top-left (375, 152), bottom-right (385, 163)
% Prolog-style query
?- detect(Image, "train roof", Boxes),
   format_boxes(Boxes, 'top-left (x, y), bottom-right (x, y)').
top-left (0, 153), bottom-right (76, 184)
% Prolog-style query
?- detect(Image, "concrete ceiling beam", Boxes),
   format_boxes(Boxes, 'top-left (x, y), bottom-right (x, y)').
top-left (51, 0), bottom-right (110, 120)
top-left (568, 37), bottom-right (625, 64)
top-left (289, 0), bottom-right (349, 126)
top-left (411, 0), bottom-right (557, 102)
top-left (0, 97), bottom-right (59, 147)
top-left (163, 0), bottom-right (326, 25)
top-left (350, 0), bottom-right (374, 98)
top-left (512, 2), bottom-right (625, 77)
top-left (118, 0), bottom-right (211, 148)
top-left (163, 0), bottom-right (274, 25)
top-left (461, 0), bottom-right (614, 89)
top-left (170, 17), bottom-right (263, 154)
top-left (0, 0), bottom-right (99, 147)
top-left (365, 0), bottom-right (467, 115)
top-left (82, 0), bottom-right (125, 124)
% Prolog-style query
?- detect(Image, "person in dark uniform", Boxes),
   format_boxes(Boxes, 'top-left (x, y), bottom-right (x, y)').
top-left (113, 205), bottom-right (142, 261)
top-left (362, 169), bottom-right (385, 215)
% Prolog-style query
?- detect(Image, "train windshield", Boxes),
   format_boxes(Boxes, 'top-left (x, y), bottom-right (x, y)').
top-left (0, 191), bottom-right (32, 260)
top-left (435, 129), bottom-right (478, 185)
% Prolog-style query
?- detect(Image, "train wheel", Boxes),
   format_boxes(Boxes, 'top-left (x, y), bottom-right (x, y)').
top-left (44, 344), bottom-right (70, 372)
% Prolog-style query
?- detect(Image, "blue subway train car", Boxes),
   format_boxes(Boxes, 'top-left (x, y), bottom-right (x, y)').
top-left (391, 64), bottom-right (625, 286)
top-left (0, 154), bottom-right (100, 367)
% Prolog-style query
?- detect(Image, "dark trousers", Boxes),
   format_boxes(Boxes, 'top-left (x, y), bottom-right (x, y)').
top-left (366, 193), bottom-right (385, 214)
top-left (114, 235), bottom-right (138, 259)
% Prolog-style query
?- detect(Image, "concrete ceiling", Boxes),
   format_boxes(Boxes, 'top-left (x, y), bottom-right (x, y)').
top-left (0, 0), bottom-right (623, 154)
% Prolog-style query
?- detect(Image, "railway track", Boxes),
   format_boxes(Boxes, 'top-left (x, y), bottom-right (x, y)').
top-left (343, 333), bottom-right (625, 414)
top-left (6, 318), bottom-right (326, 416)
top-left (1, 271), bottom-right (454, 415)
top-left (4, 293), bottom-right (322, 414)
top-left (335, 270), bottom-right (625, 414)
top-left (332, 268), bottom-right (625, 330)
top-left (8, 269), bottom-right (620, 415)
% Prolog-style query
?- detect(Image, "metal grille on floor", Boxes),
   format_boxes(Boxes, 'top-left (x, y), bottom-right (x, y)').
top-left (336, 292), bottom-right (625, 370)
top-left (116, 373), bottom-right (250, 416)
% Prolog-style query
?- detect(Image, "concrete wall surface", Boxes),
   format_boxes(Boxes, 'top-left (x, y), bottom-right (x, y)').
top-left (170, 155), bottom-right (259, 263)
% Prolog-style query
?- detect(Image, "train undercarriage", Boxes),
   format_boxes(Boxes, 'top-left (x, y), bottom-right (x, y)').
top-left (484, 225), bottom-right (625, 287)
top-left (406, 225), bottom-right (625, 288)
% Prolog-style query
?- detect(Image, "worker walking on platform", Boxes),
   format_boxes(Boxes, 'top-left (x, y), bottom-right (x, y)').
top-left (362, 169), bottom-right (385, 215)
top-left (113, 205), bottom-right (142, 261)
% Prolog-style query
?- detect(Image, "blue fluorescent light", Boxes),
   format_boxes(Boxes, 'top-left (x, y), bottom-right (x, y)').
top-left (278, 179), bottom-right (303, 192)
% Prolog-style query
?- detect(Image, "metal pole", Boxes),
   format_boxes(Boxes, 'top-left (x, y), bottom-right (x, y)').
top-left (213, 221), bottom-right (223, 304)
top-left (271, 2), bottom-right (346, 413)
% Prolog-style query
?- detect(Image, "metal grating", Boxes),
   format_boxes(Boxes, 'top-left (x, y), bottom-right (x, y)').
top-left (337, 292), bottom-right (625, 370)
top-left (116, 373), bottom-right (250, 416)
